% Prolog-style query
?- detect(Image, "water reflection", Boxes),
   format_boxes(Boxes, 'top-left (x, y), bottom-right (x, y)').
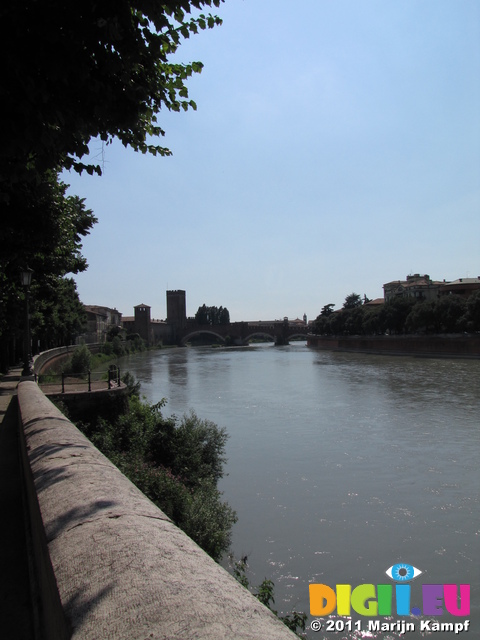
top-left (167, 348), bottom-right (189, 388)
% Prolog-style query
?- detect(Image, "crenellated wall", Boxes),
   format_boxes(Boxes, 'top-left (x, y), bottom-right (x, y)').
top-left (17, 381), bottom-right (298, 639)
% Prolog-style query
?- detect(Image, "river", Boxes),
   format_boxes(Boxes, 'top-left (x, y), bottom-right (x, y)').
top-left (118, 343), bottom-right (479, 639)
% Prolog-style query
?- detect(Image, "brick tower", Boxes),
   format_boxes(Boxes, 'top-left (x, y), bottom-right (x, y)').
top-left (134, 304), bottom-right (151, 345)
top-left (166, 290), bottom-right (186, 329)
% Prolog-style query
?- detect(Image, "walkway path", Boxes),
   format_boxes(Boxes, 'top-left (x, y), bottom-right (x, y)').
top-left (0, 368), bottom-right (35, 639)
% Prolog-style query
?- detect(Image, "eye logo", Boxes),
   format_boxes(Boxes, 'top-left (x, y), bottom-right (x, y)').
top-left (386, 563), bottom-right (423, 582)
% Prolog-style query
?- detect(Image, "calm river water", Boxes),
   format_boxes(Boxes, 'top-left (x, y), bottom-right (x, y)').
top-left (119, 343), bottom-right (479, 639)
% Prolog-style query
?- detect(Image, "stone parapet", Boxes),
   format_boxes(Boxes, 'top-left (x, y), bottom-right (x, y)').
top-left (33, 344), bottom-right (103, 375)
top-left (17, 381), bottom-right (298, 639)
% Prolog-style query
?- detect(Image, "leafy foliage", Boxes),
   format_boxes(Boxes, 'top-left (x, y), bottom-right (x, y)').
top-left (313, 292), bottom-right (479, 336)
top-left (1, 1), bottom-right (223, 368)
top-left (195, 304), bottom-right (230, 325)
top-left (70, 344), bottom-right (92, 374)
top-left (0, 173), bottom-right (96, 367)
top-left (0, 0), bottom-right (224, 195)
top-left (2, 172), bottom-right (96, 276)
top-left (33, 277), bottom-right (89, 348)
top-left (343, 292), bottom-right (363, 309)
top-left (150, 410), bottom-right (229, 487)
top-left (381, 297), bottom-right (416, 335)
top-left (320, 303), bottom-right (335, 317)
top-left (78, 392), bottom-right (236, 561)
top-left (466, 291), bottom-right (480, 330)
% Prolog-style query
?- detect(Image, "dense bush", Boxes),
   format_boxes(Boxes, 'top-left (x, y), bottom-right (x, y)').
top-left (78, 393), bottom-right (236, 561)
top-left (126, 333), bottom-right (146, 352)
top-left (100, 333), bottom-right (146, 358)
top-left (70, 343), bottom-right (91, 373)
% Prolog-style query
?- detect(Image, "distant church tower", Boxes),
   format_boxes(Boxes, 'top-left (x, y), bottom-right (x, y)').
top-left (166, 290), bottom-right (187, 329)
top-left (134, 304), bottom-right (151, 344)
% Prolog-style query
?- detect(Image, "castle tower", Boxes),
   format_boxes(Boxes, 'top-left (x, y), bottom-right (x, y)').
top-left (166, 290), bottom-right (187, 329)
top-left (134, 304), bottom-right (151, 345)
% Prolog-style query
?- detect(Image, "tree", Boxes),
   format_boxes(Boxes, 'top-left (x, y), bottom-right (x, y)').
top-left (379, 297), bottom-right (417, 334)
top-left (343, 293), bottom-right (363, 310)
top-left (361, 308), bottom-right (383, 335)
top-left (218, 306), bottom-right (230, 325)
top-left (31, 277), bottom-right (88, 350)
top-left (466, 291), bottom-right (480, 331)
top-left (70, 343), bottom-right (92, 374)
top-left (312, 291), bottom-right (480, 338)
top-left (0, 172), bottom-right (96, 368)
top-left (2, 172), bottom-right (96, 274)
top-left (405, 300), bottom-right (437, 334)
top-left (435, 295), bottom-right (467, 333)
top-left (320, 303), bottom-right (335, 317)
top-left (195, 304), bottom-right (230, 325)
top-left (195, 304), bottom-right (209, 324)
top-left (343, 307), bottom-right (366, 335)
top-left (1, 1), bottom-right (223, 367)
top-left (0, 0), bottom-right (224, 198)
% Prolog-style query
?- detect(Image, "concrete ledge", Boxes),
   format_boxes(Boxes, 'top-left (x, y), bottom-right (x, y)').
top-left (33, 345), bottom-right (103, 376)
top-left (17, 382), bottom-right (297, 639)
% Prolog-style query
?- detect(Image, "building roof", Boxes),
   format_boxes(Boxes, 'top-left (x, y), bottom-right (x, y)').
top-left (84, 307), bottom-right (107, 318)
top-left (84, 305), bottom-right (112, 315)
top-left (445, 278), bottom-right (480, 285)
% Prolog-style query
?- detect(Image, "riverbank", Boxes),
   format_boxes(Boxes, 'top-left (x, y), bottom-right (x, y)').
top-left (306, 333), bottom-right (480, 358)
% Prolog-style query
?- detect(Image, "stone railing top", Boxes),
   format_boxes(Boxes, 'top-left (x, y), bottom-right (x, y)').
top-left (17, 381), bottom-right (298, 639)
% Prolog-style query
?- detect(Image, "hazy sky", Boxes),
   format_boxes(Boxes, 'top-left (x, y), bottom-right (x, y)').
top-left (63, 0), bottom-right (480, 322)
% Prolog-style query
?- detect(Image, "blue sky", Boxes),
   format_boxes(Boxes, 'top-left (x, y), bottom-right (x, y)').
top-left (63, 0), bottom-right (480, 322)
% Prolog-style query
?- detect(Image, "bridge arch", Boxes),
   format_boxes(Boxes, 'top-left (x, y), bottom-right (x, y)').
top-left (243, 332), bottom-right (275, 343)
top-left (286, 333), bottom-right (309, 341)
top-left (181, 330), bottom-right (226, 346)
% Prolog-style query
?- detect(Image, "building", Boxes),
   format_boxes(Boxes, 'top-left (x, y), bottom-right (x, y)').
top-left (383, 274), bottom-right (443, 302)
top-left (83, 305), bottom-right (122, 343)
top-left (438, 277), bottom-right (480, 298)
top-left (383, 274), bottom-right (480, 303)
top-left (166, 290), bottom-right (187, 329)
top-left (121, 291), bottom-right (189, 346)
top-left (122, 303), bottom-right (172, 346)
top-left (364, 298), bottom-right (384, 309)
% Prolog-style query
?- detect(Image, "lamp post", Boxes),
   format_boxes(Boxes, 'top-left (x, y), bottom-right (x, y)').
top-left (20, 267), bottom-right (34, 377)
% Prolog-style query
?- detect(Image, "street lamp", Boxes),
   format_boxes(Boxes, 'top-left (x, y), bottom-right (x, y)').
top-left (20, 267), bottom-right (34, 377)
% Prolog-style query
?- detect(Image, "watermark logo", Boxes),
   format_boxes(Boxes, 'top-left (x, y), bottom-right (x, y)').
top-left (309, 563), bottom-right (471, 634)
top-left (386, 563), bottom-right (422, 582)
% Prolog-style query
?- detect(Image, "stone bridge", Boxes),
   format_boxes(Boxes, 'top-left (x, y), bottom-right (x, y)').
top-left (178, 319), bottom-right (310, 346)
